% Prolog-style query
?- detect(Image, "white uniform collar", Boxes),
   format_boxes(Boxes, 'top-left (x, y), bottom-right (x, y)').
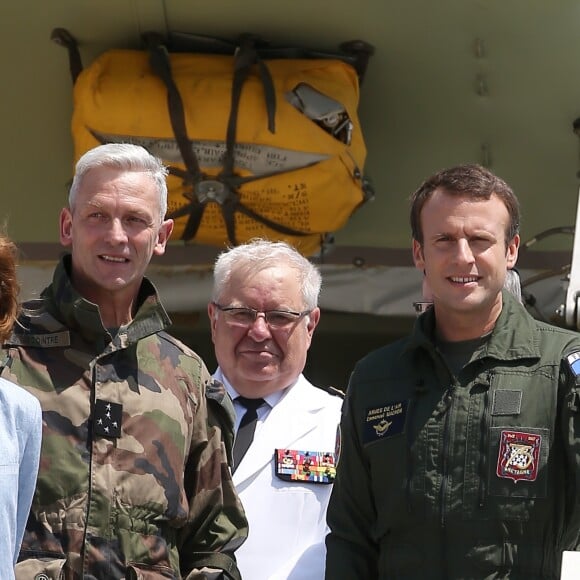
top-left (213, 366), bottom-right (297, 409)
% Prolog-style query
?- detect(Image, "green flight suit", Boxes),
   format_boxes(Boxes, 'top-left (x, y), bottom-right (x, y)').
top-left (326, 291), bottom-right (580, 579)
top-left (0, 255), bottom-right (248, 579)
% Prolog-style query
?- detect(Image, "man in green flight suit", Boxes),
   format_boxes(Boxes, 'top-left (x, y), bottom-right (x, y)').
top-left (1, 143), bottom-right (248, 579)
top-left (326, 163), bottom-right (580, 579)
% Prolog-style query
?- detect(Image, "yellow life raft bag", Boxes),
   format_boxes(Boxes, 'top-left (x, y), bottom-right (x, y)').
top-left (53, 29), bottom-right (374, 256)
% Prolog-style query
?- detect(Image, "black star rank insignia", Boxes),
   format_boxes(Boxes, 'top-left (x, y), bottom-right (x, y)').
top-left (94, 399), bottom-right (123, 438)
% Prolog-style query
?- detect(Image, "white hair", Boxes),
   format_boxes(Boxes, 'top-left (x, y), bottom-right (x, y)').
top-left (212, 239), bottom-right (322, 309)
top-left (68, 143), bottom-right (168, 221)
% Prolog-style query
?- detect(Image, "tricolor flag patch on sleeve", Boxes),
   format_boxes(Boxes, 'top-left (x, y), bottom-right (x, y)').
top-left (567, 352), bottom-right (580, 376)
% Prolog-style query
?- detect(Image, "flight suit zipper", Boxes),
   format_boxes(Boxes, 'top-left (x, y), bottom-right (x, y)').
top-left (478, 388), bottom-right (491, 507)
top-left (405, 382), bottom-right (425, 513)
top-left (82, 359), bottom-right (98, 574)
top-left (405, 396), bottom-right (415, 513)
top-left (439, 387), bottom-right (454, 527)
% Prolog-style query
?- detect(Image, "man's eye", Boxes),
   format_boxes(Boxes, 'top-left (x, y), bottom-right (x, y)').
top-left (86, 214), bottom-right (108, 224)
top-left (229, 309), bottom-right (254, 323)
top-left (470, 237), bottom-right (493, 248)
top-left (267, 312), bottom-right (295, 326)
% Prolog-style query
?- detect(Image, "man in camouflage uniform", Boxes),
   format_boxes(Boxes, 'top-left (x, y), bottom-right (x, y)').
top-left (0, 143), bottom-right (247, 579)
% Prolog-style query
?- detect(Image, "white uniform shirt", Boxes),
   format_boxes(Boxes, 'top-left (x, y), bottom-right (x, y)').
top-left (214, 368), bottom-right (342, 580)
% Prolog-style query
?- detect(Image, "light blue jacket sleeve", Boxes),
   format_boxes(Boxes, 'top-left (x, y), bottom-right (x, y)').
top-left (15, 395), bottom-right (42, 563)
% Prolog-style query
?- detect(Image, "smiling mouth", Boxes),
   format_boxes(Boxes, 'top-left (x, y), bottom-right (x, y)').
top-left (449, 276), bottom-right (479, 284)
top-left (100, 255), bottom-right (129, 263)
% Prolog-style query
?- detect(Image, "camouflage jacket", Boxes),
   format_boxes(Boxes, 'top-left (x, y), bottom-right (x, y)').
top-left (0, 256), bottom-right (247, 580)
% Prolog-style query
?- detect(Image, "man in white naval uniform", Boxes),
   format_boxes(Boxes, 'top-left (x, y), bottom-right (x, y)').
top-left (208, 239), bottom-right (342, 580)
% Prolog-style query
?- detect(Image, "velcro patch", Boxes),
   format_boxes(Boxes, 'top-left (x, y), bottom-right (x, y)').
top-left (492, 390), bottom-right (522, 416)
top-left (94, 399), bottom-right (123, 438)
top-left (9, 331), bottom-right (70, 348)
top-left (496, 430), bottom-right (541, 483)
top-left (363, 400), bottom-right (407, 444)
top-left (274, 449), bottom-right (336, 484)
top-left (567, 352), bottom-right (580, 377)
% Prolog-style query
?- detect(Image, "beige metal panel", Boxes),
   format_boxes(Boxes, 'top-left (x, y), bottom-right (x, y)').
top-left (3, 0), bottom-right (580, 260)
top-left (1, 0), bottom-right (167, 243)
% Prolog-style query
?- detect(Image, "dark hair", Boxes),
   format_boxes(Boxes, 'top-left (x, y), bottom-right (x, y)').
top-left (410, 164), bottom-right (520, 246)
top-left (0, 233), bottom-right (19, 343)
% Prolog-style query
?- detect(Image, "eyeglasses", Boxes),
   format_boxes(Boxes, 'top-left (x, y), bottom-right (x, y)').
top-left (213, 303), bottom-right (311, 329)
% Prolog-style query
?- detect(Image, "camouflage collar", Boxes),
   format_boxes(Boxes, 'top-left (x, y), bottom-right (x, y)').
top-left (40, 255), bottom-right (171, 346)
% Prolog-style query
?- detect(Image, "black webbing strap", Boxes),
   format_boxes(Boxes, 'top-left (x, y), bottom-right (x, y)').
top-left (216, 37), bottom-right (311, 244)
top-left (223, 196), bottom-right (311, 242)
top-left (168, 166), bottom-right (314, 244)
top-left (221, 37), bottom-right (276, 178)
top-left (165, 169), bottom-right (206, 241)
top-left (148, 42), bottom-right (203, 182)
top-left (166, 31), bottom-right (375, 86)
top-left (146, 36), bottom-right (209, 240)
top-left (147, 33), bottom-right (311, 244)
top-left (167, 200), bottom-right (206, 242)
top-left (50, 28), bottom-right (83, 84)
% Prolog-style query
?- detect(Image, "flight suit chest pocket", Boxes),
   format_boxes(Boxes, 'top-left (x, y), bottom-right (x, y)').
top-left (487, 426), bottom-right (549, 499)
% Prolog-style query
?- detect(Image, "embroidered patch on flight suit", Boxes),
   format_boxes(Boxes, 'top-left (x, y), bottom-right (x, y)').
top-left (93, 399), bottom-right (123, 438)
top-left (496, 430), bottom-right (541, 483)
top-left (363, 401), bottom-right (407, 444)
top-left (274, 449), bottom-right (336, 484)
top-left (567, 352), bottom-right (580, 376)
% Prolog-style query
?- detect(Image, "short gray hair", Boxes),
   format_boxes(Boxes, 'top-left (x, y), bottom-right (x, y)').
top-left (69, 143), bottom-right (169, 221)
top-left (212, 239), bottom-right (322, 309)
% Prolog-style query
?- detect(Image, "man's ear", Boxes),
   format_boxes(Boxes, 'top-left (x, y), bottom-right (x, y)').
top-left (153, 219), bottom-right (174, 256)
top-left (207, 301), bottom-right (218, 343)
top-left (304, 307), bottom-right (321, 350)
top-left (412, 239), bottom-right (425, 271)
top-left (59, 208), bottom-right (73, 247)
top-left (306, 307), bottom-right (321, 337)
top-left (506, 233), bottom-right (520, 269)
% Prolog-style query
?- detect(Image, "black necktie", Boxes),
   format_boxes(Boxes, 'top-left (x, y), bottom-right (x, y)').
top-left (233, 397), bottom-right (265, 472)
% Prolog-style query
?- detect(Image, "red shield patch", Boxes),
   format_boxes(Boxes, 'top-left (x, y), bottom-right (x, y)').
top-left (496, 430), bottom-right (541, 483)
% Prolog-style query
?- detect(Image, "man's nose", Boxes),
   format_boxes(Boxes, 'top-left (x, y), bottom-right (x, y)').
top-left (247, 313), bottom-right (272, 340)
top-left (105, 219), bottom-right (128, 244)
top-left (455, 239), bottom-right (475, 263)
